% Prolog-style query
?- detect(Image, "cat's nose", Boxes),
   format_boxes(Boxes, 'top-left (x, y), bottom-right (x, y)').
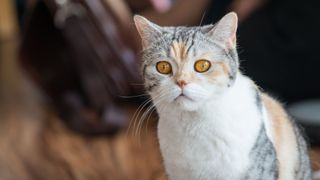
top-left (176, 80), bottom-right (187, 88)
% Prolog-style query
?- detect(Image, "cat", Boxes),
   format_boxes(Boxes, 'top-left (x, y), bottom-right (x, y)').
top-left (134, 12), bottom-right (312, 180)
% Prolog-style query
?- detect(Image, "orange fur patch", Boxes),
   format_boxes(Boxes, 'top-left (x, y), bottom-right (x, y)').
top-left (170, 40), bottom-right (188, 63)
top-left (262, 94), bottom-right (287, 149)
top-left (262, 93), bottom-right (298, 180)
top-left (206, 62), bottom-right (229, 84)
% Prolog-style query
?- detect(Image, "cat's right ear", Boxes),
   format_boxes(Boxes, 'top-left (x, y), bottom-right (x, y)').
top-left (134, 15), bottom-right (162, 49)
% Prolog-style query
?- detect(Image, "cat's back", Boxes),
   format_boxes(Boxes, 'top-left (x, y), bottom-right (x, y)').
top-left (261, 93), bottom-right (312, 179)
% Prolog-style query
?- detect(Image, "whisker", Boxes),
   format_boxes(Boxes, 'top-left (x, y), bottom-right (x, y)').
top-left (137, 104), bottom-right (156, 139)
top-left (130, 83), bottom-right (145, 86)
top-left (135, 91), bottom-right (169, 138)
top-left (199, 11), bottom-right (207, 26)
top-left (137, 99), bottom-right (161, 137)
top-left (144, 108), bottom-right (155, 136)
top-left (131, 98), bottom-right (153, 136)
top-left (126, 97), bottom-right (152, 136)
top-left (128, 89), bottom-right (166, 137)
top-left (135, 89), bottom-right (174, 144)
top-left (119, 94), bottom-right (148, 99)
top-left (144, 102), bottom-right (166, 136)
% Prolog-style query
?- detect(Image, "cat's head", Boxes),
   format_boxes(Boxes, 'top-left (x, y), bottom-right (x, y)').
top-left (134, 12), bottom-right (239, 111)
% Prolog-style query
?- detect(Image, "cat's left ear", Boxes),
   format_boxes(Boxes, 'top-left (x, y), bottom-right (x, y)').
top-left (134, 15), bottom-right (162, 49)
top-left (207, 12), bottom-right (238, 49)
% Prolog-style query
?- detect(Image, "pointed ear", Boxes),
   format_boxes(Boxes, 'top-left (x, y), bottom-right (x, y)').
top-left (207, 12), bottom-right (238, 49)
top-left (133, 15), bottom-right (162, 49)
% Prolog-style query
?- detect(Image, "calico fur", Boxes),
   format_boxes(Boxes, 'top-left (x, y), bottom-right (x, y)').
top-left (134, 12), bottom-right (312, 180)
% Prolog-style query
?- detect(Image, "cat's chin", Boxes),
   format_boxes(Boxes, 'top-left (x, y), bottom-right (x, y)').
top-left (173, 95), bottom-right (200, 111)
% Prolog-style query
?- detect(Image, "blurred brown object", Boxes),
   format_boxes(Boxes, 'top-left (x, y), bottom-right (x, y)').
top-left (229, 0), bottom-right (268, 22)
top-left (0, 0), bottom-right (18, 39)
top-left (19, 0), bottom-right (142, 135)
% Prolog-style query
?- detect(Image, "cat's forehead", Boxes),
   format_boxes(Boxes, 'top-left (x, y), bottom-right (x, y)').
top-left (143, 25), bottom-right (223, 65)
top-left (164, 27), bottom-right (198, 38)
top-left (159, 26), bottom-right (218, 62)
top-left (164, 24), bottom-right (214, 36)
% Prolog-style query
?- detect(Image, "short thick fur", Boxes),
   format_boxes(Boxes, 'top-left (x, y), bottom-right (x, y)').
top-left (134, 12), bottom-right (312, 180)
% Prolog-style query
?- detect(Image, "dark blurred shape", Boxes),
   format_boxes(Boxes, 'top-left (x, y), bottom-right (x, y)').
top-left (204, 0), bottom-right (320, 103)
top-left (238, 0), bottom-right (320, 103)
top-left (19, 0), bottom-right (142, 135)
top-left (15, 0), bottom-right (26, 27)
top-left (236, 0), bottom-right (320, 143)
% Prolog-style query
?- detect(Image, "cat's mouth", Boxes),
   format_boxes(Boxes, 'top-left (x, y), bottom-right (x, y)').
top-left (174, 93), bottom-right (194, 102)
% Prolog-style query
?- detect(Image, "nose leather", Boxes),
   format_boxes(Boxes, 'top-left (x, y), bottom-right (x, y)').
top-left (176, 80), bottom-right (187, 88)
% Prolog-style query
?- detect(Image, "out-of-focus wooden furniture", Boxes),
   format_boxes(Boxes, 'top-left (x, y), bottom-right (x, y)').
top-left (1, 31), bottom-right (165, 178)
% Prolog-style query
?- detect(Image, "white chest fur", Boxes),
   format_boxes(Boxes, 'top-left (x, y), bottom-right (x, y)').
top-left (156, 75), bottom-right (263, 180)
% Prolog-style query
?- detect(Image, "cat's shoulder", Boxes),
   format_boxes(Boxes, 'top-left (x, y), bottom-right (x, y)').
top-left (260, 92), bottom-right (303, 179)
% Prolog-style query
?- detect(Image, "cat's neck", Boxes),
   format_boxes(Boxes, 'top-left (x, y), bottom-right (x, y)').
top-left (157, 73), bottom-right (264, 172)
top-left (159, 73), bottom-right (263, 138)
top-left (204, 73), bottom-right (260, 119)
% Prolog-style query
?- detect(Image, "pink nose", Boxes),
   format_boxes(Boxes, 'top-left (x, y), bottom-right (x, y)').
top-left (176, 80), bottom-right (187, 88)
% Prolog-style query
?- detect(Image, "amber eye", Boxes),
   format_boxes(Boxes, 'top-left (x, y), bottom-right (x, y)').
top-left (194, 59), bottom-right (211, 73)
top-left (156, 61), bottom-right (172, 74)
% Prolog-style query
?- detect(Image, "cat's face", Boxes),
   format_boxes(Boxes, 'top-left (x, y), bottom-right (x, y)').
top-left (134, 13), bottom-right (239, 111)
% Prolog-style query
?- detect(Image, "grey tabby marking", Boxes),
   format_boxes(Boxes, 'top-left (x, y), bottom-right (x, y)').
top-left (245, 126), bottom-right (279, 180)
top-left (293, 122), bottom-right (312, 179)
top-left (255, 91), bottom-right (263, 113)
top-left (141, 26), bottom-right (238, 92)
top-left (135, 13), bottom-right (313, 180)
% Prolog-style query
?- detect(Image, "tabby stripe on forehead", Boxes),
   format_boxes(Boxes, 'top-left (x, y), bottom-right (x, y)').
top-left (172, 28), bottom-right (177, 41)
top-left (185, 31), bottom-right (197, 55)
top-left (185, 40), bottom-right (193, 55)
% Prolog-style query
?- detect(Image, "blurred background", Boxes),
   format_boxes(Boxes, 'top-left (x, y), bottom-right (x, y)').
top-left (0, 0), bottom-right (319, 179)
